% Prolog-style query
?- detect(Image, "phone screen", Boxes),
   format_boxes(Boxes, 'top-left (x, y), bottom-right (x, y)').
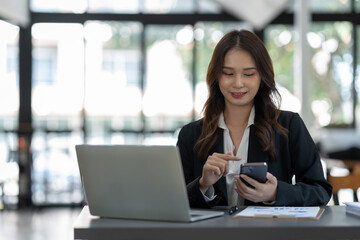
top-left (240, 162), bottom-right (267, 188)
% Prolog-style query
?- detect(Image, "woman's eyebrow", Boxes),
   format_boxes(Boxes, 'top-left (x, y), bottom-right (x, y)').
top-left (222, 66), bottom-right (233, 70)
top-left (222, 66), bottom-right (257, 71)
top-left (243, 67), bottom-right (257, 71)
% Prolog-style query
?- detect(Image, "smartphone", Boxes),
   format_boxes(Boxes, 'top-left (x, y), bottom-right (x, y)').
top-left (240, 162), bottom-right (267, 188)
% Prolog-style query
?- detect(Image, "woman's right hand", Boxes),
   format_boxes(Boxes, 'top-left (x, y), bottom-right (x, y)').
top-left (199, 151), bottom-right (241, 194)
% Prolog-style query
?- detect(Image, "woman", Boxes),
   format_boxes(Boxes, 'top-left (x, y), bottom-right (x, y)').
top-left (176, 29), bottom-right (332, 208)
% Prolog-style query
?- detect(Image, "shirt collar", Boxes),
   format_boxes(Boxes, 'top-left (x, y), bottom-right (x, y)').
top-left (218, 106), bottom-right (255, 130)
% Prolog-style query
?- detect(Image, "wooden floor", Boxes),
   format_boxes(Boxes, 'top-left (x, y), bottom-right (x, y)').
top-left (0, 207), bottom-right (82, 240)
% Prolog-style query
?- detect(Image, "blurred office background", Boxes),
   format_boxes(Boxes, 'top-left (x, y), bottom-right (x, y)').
top-left (0, 0), bottom-right (360, 213)
top-left (1, 0), bottom-right (360, 239)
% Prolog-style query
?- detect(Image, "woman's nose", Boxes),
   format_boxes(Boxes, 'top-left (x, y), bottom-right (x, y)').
top-left (234, 74), bottom-right (244, 88)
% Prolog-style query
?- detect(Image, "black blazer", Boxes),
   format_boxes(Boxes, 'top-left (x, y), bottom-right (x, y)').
top-left (176, 111), bottom-right (332, 208)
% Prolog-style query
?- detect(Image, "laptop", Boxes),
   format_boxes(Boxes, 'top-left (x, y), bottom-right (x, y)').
top-left (75, 144), bottom-right (224, 222)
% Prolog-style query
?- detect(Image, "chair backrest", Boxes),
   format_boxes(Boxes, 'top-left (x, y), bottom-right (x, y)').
top-left (327, 164), bottom-right (360, 204)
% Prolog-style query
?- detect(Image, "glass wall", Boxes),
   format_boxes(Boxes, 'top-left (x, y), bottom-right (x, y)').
top-left (357, 26), bottom-right (360, 129)
top-left (309, 22), bottom-right (353, 127)
top-left (265, 25), bottom-right (294, 92)
top-left (265, 22), bottom-right (354, 128)
top-left (356, 0), bottom-right (360, 12)
top-left (0, 20), bottom-right (20, 208)
top-left (0, 21), bottom-right (19, 130)
top-left (31, 0), bottom-right (88, 13)
top-left (31, 23), bottom-right (85, 205)
top-left (286, 0), bottom-right (352, 13)
top-left (31, 0), bottom-right (197, 13)
top-left (142, 0), bottom-right (195, 13)
top-left (143, 24), bottom-right (193, 136)
top-left (8, 0), bottom-right (360, 206)
top-left (84, 21), bottom-right (142, 145)
top-left (264, 25), bottom-right (301, 113)
top-left (308, 0), bottom-right (351, 12)
top-left (87, 0), bottom-right (140, 13)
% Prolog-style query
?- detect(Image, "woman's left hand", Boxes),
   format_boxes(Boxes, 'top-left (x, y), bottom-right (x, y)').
top-left (235, 172), bottom-right (278, 203)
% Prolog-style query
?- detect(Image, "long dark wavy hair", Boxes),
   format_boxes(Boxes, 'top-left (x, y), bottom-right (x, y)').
top-left (194, 29), bottom-right (288, 162)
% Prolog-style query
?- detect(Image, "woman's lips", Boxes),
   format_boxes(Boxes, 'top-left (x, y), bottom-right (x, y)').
top-left (231, 92), bottom-right (246, 98)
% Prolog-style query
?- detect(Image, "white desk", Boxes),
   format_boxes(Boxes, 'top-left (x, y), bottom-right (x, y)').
top-left (74, 206), bottom-right (360, 240)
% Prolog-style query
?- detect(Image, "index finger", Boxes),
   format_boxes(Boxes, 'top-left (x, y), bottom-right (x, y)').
top-left (212, 152), bottom-right (242, 161)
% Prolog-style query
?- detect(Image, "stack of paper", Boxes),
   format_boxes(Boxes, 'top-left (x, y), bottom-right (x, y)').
top-left (344, 202), bottom-right (360, 216)
top-left (234, 206), bottom-right (323, 220)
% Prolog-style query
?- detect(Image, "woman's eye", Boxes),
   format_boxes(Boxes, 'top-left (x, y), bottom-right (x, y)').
top-left (244, 73), bottom-right (255, 77)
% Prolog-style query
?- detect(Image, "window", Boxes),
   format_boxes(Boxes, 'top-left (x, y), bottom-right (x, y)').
top-left (309, 22), bottom-right (353, 127)
top-left (142, 0), bottom-right (195, 13)
top-left (0, 20), bottom-right (20, 207)
top-left (198, 0), bottom-right (222, 13)
top-left (265, 22), bottom-right (355, 127)
top-left (309, 0), bottom-right (351, 13)
top-left (143, 25), bottom-right (193, 132)
top-left (32, 0), bottom-right (196, 14)
top-left (265, 25), bottom-right (294, 92)
top-left (84, 21), bottom-right (142, 145)
top-left (102, 50), bottom-right (140, 87)
top-left (18, 0), bottom-right (360, 206)
top-left (356, 0), bottom-right (360, 12)
top-left (286, 0), bottom-right (352, 13)
top-left (32, 47), bottom-right (57, 86)
top-left (32, 23), bottom-right (85, 130)
top-left (31, 0), bottom-right (87, 13)
top-left (0, 21), bottom-right (19, 130)
top-left (264, 25), bottom-right (301, 113)
top-left (356, 26), bottom-right (360, 127)
top-left (88, 0), bottom-right (140, 13)
top-left (31, 23), bottom-right (85, 205)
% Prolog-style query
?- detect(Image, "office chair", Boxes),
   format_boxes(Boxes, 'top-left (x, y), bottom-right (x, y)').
top-left (327, 163), bottom-right (360, 205)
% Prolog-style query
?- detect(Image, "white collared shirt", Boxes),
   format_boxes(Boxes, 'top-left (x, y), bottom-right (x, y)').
top-left (202, 106), bottom-right (255, 206)
top-left (219, 106), bottom-right (255, 206)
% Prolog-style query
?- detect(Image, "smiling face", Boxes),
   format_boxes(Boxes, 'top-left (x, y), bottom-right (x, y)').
top-left (218, 48), bottom-right (261, 111)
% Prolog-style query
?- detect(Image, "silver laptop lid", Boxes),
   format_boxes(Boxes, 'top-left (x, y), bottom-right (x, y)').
top-left (76, 144), bottom-right (193, 222)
